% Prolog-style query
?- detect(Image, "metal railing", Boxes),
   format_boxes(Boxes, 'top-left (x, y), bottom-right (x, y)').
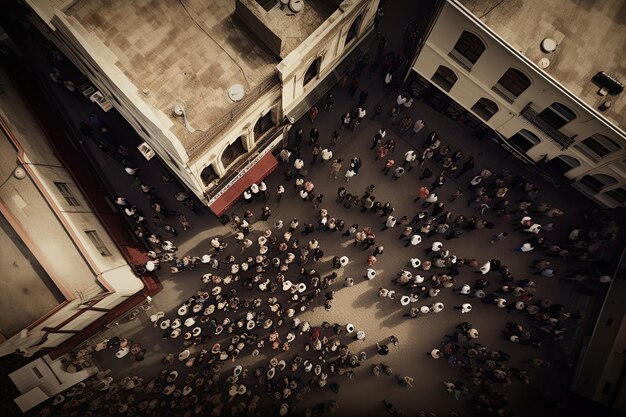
top-left (187, 74), bottom-right (282, 157)
top-left (520, 102), bottom-right (575, 149)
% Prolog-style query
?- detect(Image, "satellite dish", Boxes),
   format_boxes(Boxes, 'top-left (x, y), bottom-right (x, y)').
top-left (228, 84), bottom-right (245, 102)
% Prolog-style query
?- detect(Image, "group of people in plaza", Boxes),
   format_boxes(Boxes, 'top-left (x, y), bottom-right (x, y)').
top-left (36, 7), bottom-right (621, 417)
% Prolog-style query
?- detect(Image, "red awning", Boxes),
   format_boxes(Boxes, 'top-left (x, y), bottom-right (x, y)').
top-left (209, 152), bottom-right (278, 216)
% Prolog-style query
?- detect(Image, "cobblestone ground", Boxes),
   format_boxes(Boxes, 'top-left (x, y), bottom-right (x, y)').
top-left (3, 1), bottom-right (621, 417)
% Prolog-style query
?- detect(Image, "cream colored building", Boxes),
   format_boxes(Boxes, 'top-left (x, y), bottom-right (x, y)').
top-left (407, 0), bottom-right (626, 207)
top-left (25, 0), bottom-right (379, 213)
top-left (0, 64), bottom-right (147, 357)
top-left (0, 62), bottom-right (157, 411)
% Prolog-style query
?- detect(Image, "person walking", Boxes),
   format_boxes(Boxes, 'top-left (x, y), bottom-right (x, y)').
top-left (375, 145), bottom-right (388, 161)
top-left (414, 186), bottom-right (430, 202)
top-left (381, 215), bottom-right (396, 231)
top-left (392, 167), bottom-right (405, 180)
top-left (403, 150), bottom-right (417, 167)
top-left (324, 93), bottom-right (335, 112)
top-left (308, 105), bottom-right (319, 123)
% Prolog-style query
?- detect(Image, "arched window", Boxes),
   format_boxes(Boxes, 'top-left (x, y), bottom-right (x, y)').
top-left (579, 174), bottom-right (617, 193)
top-left (577, 134), bottom-right (621, 160)
top-left (471, 97), bottom-right (498, 121)
top-left (493, 68), bottom-right (531, 103)
top-left (431, 65), bottom-right (457, 92)
top-left (537, 102), bottom-right (577, 129)
top-left (605, 187), bottom-right (626, 205)
top-left (508, 129), bottom-right (540, 152)
top-left (545, 155), bottom-right (580, 175)
top-left (254, 112), bottom-right (274, 140)
top-left (303, 57), bottom-right (321, 86)
top-left (200, 165), bottom-right (218, 186)
top-left (450, 31), bottom-right (486, 69)
top-left (344, 14), bottom-right (362, 46)
top-left (221, 137), bottom-right (246, 169)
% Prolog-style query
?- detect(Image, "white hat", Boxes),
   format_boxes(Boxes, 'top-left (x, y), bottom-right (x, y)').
top-left (201, 255), bottom-right (211, 263)
top-left (282, 280), bottom-right (293, 291)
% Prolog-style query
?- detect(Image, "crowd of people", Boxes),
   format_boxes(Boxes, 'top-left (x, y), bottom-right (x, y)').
top-left (32, 6), bottom-right (621, 417)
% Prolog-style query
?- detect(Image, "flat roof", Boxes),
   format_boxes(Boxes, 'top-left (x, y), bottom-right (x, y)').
top-left (64, 0), bottom-right (336, 156)
top-left (459, 0), bottom-right (626, 131)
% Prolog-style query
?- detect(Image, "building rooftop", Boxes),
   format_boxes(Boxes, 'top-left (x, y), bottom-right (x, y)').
top-left (64, 0), bottom-right (337, 157)
top-left (459, 0), bottom-right (626, 131)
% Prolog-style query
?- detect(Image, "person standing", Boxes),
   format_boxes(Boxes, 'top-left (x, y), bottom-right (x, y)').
top-left (403, 150), bottom-right (417, 167)
top-left (324, 93), bottom-right (335, 112)
top-left (276, 184), bottom-right (285, 202)
top-left (455, 157), bottom-right (475, 179)
top-left (411, 119), bottom-right (425, 137)
top-left (308, 106), bottom-right (319, 123)
top-left (358, 89), bottom-right (369, 108)
top-left (309, 128), bottom-right (320, 146)
top-left (375, 145), bottom-right (388, 161)
top-left (330, 159), bottom-right (342, 179)
top-left (382, 159), bottom-right (395, 175)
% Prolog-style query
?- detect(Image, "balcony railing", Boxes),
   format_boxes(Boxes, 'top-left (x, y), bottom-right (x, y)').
top-left (520, 102), bottom-right (575, 149)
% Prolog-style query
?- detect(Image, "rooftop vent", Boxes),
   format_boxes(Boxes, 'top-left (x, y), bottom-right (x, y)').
top-left (593, 72), bottom-right (624, 95)
top-left (228, 84), bottom-right (245, 102)
top-left (541, 38), bottom-right (557, 53)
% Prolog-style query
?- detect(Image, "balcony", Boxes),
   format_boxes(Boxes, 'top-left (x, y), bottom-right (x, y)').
top-left (520, 103), bottom-right (575, 149)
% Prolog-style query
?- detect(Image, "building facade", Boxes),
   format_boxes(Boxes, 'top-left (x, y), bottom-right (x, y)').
top-left (407, 0), bottom-right (626, 207)
top-left (0, 61), bottom-right (158, 356)
top-left (25, 0), bottom-right (379, 213)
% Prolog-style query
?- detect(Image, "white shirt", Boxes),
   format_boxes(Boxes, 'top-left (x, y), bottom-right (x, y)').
top-left (366, 269), bottom-right (376, 279)
top-left (410, 235), bottom-right (422, 245)
top-left (431, 302), bottom-right (444, 313)
top-left (410, 258), bottom-right (421, 268)
top-left (378, 129), bottom-right (386, 138)
top-left (461, 303), bottom-right (472, 313)
top-left (294, 159), bottom-right (304, 169)
top-left (321, 149), bottom-right (333, 160)
top-left (404, 151), bottom-right (416, 162)
top-left (277, 185), bottom-right (285, 194)
top-left (431, 242), bottom-right (443, 251)
top-left (385, 216), bottom-right (396, 227)
top-left (358, 108), bottom-right (366, 118)
top-left (396, 95), bottom-right (407, 106)
top-left (480, 262), bottom-right (491, 274)
top-left (425, 194), bottom-right (438, 203)
top-left (384, 73), bottom-right (392, 84)
top-left (250, 183), bottom-right (259, 193)
top-left (259, 182), bottom-right (267, 191)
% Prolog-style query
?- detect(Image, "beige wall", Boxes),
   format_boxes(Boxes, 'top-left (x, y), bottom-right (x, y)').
top-left (411, 1), bottom-right (626, 206)
top-left (0, 66), bottom-right (143, 357)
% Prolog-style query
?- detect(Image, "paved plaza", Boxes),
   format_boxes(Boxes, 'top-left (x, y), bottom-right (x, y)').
top-left (1, 2), bottom-right (624, 417)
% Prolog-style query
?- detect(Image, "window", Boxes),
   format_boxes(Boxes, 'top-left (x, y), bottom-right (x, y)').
top-left (85, 230), bottom-right (111, 256)
top-left (471, 98), bottom-right (498, 121)
top-left (579, 174), bottom-right (617, 193)
top-left (577, 134), bottom-right (621, 160)
top-left (255, 0), bottom-right (275, 12)
top-left (54, 182), bottom-right (80, 206)
top-left (303, 57), bottom-right (321, 86)
top-left (200, 165), bottom-right (218, 186)
top-left (254, 112), bottom-right (274, 139)
top-left (545, 155), bottom-right (580, 175)
top-left (537, 102), bottom-right (577, 129)
top-left (449, 31), bottom-right (485, 69)
top-left (431, 65), bottom-right (457, 92)
top-left (605, 187), bottom-right (626, 204)
top-left (508, 129), bottom-right (540, 152)
top-left (221, 137), bottom-right (246, 169)
top-left (345, 14), bottom-right (362, 46)
top-left (492, 68), bottom-right (531, 103)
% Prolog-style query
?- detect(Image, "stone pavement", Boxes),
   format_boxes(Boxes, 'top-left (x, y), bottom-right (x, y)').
top-left (2, 1), bottom-right (621, 417)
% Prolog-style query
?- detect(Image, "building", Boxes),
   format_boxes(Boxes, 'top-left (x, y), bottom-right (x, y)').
top-left (25, 0), bottom-right (380, 214)
top-left (0, 59), bottom-right (159, 411)
top-left (406, 0), bottom-right (626, 207)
